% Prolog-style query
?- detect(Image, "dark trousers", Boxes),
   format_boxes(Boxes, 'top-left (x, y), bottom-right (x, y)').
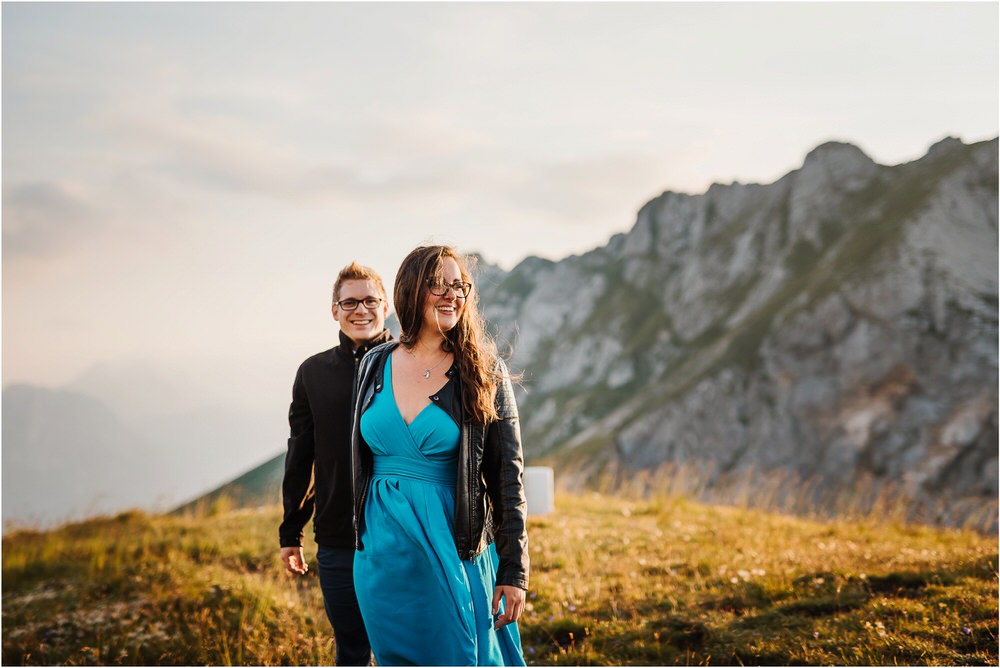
top-left (316, 545), bottom-right (371, 666)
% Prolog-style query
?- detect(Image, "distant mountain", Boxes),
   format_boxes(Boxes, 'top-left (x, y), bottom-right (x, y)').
top-left (2, 385), bottom-right (158, 526)
top-left (477, 136), bottom-right (997, 518)
top-left (65, 360), bottom-right (285, 493)
top-left (2, 373), bottom-right (287, 528)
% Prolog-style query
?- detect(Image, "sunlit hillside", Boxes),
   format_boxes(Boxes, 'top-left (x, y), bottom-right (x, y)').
top-left (3, 492), bottom-right (996, 666)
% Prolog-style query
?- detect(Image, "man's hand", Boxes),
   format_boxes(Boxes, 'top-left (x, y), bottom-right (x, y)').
top-left (491, 584), bottom-right (526, 630)
top-left (281, 546), bottom-right (309, 574)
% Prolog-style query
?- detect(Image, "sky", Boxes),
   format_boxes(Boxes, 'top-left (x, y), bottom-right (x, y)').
top-left (3, 1), bottom-right (998, 434)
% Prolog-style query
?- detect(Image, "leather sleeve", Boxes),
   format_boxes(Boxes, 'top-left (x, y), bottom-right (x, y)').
top-left (482, 359), bottom-right (530, 590)
top-left (351, 342), bottom-right (393, 548)
top-left (279, 362), bottom-right (316, 547)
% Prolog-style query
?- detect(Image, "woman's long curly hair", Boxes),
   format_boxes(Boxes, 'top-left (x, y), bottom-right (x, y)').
top-left (394, 245), bottom-right (499, 424)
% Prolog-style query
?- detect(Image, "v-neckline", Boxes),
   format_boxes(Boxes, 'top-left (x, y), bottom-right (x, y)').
top-left (402, 402), bottom-right (436, 429)
top-left (388, 354), bottom-right (448, 427)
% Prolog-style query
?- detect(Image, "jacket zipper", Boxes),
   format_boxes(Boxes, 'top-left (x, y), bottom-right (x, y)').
top-left (354, 347), bottom-right (385, 550)
top-left (467, 423), bottom-right (478, 560)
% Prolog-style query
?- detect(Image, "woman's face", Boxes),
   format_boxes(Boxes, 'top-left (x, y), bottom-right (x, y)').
top-left (420, 256), bottom-right (467, 336)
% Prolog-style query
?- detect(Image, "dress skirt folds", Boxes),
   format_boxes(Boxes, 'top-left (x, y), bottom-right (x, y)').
top-left (354, 356), bottom-right (525, 666)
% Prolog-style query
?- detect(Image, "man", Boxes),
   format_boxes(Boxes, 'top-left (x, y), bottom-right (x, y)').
top-left (280, 261), bottom-right (392, 666)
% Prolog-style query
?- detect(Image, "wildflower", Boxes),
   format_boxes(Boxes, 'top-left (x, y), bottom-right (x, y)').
top-left (568, 605), bottom-right (577, 612)
top-left (963, 626), bottom-right (972, 635)
top-left (864, 620), bottom-right (887, 636)
top-left (813, 632), bottom-right (820, 639)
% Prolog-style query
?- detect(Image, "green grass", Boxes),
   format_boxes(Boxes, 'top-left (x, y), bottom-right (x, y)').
top-left (3, 493), bottom-right (996, 665)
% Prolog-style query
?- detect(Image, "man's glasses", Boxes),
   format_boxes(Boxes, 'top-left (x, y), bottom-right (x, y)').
top-left (426, 279), bottom-right (472, 298)
top-left (336, 296), bottom-right (384, 311)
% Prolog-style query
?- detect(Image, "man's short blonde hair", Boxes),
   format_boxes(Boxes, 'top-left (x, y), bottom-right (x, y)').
top-left (332, 261), bottom-right (388, 305)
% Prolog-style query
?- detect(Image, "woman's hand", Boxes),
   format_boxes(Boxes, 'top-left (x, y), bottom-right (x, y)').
top-left (492, 584), bottom-right (526, 630)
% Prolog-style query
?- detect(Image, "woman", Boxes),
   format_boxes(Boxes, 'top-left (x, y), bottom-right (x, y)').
top-left (351, 245), bottom-right (529, 666)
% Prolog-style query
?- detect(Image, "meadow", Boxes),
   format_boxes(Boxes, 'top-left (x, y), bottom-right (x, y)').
top-left (2, 491), bottom-right (997, 666)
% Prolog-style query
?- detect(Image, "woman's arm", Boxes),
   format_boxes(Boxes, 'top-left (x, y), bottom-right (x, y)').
top-left (482, 359), bottom-right (529, 592)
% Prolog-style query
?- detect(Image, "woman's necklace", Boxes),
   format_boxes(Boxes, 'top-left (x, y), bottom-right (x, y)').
top-left (405, 344), bottom-right (450, 379)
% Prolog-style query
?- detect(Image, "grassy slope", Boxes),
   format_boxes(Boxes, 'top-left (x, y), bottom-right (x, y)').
top-left (3, 493), bottom-right (996, 666)
top-left (172, 453), bottom-right (284, 516)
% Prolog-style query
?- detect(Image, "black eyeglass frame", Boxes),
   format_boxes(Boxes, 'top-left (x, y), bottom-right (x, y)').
top-left (335, 296), bottom-right (385, 311)
top-left (425, 278), bottom-right (473, 298)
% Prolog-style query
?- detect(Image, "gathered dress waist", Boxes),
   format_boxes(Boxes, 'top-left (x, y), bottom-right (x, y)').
top-left (373, 454), bottom-right (456, 486)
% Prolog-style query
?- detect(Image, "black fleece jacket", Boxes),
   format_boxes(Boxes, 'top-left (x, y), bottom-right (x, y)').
top-left (279, 328), bottom-right (393, 548)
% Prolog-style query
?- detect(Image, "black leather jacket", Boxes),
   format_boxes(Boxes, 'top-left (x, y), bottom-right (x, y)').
top-left (351, 342), bottom-right (529, 590)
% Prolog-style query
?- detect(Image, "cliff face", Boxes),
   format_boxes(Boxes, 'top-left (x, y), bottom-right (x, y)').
top-left (477, 137), bottom-right (998, 512)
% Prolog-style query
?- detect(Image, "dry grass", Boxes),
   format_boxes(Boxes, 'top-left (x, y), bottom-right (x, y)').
top-left (524, 493), bottom-right (996, 665)
top-left (3, 493), bottom-right (997, 665)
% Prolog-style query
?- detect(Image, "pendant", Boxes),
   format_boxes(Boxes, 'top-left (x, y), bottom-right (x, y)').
top-left (423, 370), bottom-right (430, 379)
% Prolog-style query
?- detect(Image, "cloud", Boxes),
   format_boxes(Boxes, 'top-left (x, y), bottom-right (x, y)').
top-left (88, 107), bottom-right (305, 195)
top-left (84, 102), bottom-right (495, 210)
top-left (2, 181), bottom-right (102, 258)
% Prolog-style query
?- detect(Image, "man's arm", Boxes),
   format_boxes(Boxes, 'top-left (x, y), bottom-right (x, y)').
top-left (281, 546), bottom-right (308, 574)
top-left (278, 363), bottom-right (316, 573)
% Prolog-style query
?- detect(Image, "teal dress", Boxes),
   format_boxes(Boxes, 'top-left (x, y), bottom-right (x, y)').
top-left (354, 356), bottom-right (525, 666)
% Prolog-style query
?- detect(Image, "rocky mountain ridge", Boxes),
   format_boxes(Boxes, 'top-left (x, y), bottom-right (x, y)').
top-left (476, 136), bottom-right (998, 517)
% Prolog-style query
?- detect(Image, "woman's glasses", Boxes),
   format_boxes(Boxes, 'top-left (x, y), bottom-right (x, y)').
top-left (426, 279), bottom-right (472, 298)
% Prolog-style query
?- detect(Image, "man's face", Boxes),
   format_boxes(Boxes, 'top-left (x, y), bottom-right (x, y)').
top-left (333, 279), bottom-right (389, 345)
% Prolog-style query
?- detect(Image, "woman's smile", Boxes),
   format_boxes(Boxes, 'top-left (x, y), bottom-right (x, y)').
top-left (422, 256), bottom-right (466, 334)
